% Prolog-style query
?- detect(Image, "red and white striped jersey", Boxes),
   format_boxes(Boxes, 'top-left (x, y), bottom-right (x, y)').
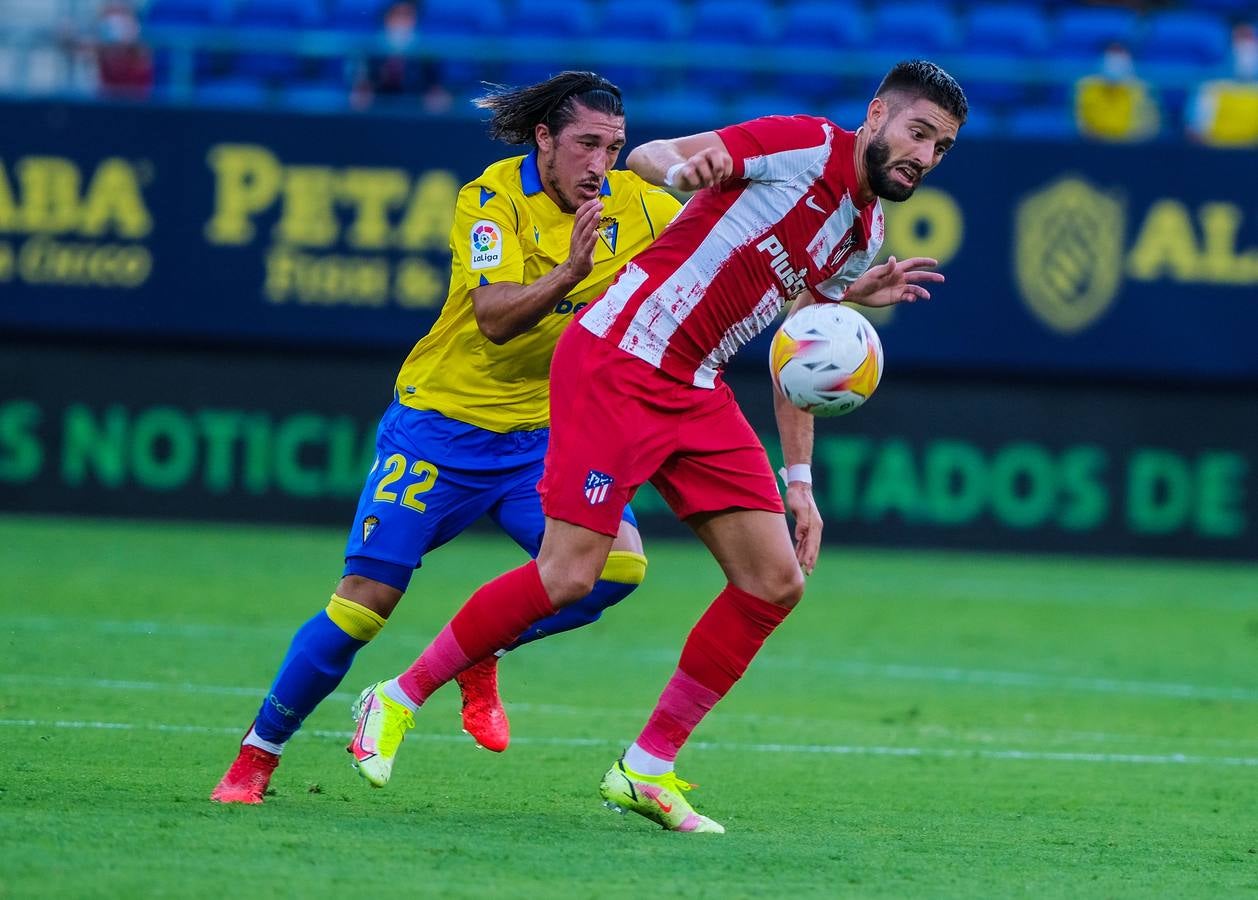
top-left (579, 115), bottom-right (885, 389)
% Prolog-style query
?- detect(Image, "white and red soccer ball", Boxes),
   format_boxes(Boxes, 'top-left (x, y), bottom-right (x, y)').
top-left (769, 303), bottom-right (884, 417)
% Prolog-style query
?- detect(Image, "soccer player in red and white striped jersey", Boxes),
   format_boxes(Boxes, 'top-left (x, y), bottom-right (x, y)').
top-left (349, 60), bottom-right (967, 833)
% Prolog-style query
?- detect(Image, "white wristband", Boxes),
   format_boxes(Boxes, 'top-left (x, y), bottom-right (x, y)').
top-left (664, 162), bottom-right (685, 188)
top-left (778, 464), bottom-right (813, 486)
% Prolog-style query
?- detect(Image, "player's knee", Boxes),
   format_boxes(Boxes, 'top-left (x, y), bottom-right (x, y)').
top-left (335, 575), bottom-right (403, 619)
top-left (537, 561), bottom-right (602, 607)
top-left (755, 564), bottom-right (806, 610)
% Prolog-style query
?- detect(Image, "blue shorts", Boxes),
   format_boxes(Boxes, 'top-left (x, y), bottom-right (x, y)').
top-left (343, 401), bottom-right (635, 592)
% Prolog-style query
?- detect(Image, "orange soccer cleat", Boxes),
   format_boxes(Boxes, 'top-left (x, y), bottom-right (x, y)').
top-left (454, 656), bottom-right (510, 752)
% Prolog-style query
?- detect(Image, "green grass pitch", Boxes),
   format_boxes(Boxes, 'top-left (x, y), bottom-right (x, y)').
top-left (1, 514), bottom-right (1255, 898)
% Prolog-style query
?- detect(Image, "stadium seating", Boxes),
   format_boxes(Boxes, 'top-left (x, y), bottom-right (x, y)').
top-left (869, 1), bottom-right (961, 55)
top-left (594, 0), bottom-right (687, 94)
top-left (327, 0), bottom-right (389, 31)
top-left (1005, 104), bottom-right (1077, 140)
top-left (684, 0), bottom-right (781, 95)
top-left (16, 0), bottom-right (1251, 143)
top-left (416, 0), bottom-right (506, 94)
top-left (1137, 10), bottom-right (1231, 67)
top-left (964, 3), bottom-right (1049, 56)
top-left (500, 0), bottom-right (596, 87)
top-left (1050, 6), bottom-right (1141, 60)
top-left (144, 0), bottom-right (230, 27)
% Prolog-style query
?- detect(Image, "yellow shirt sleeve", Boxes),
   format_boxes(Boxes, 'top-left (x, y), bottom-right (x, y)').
top-left (451, 181), bottom-right (526, 291)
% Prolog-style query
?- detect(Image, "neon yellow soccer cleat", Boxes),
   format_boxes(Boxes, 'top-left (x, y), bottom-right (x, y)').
top-left (599, 759), bottom-right (725, 834)
top-left (347, 682), bottom-right (415, 787)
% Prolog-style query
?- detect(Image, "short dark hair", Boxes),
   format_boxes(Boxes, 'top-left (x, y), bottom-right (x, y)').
top-left (875, 60), bottom-right (968, 125)
top-left (474, 71), bottom-right (624, 146)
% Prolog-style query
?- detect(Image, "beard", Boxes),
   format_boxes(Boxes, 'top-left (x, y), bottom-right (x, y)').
top-left (544, 155), bottom-right (579, 214)
top-left (864, 129), bottom-right (919, 202)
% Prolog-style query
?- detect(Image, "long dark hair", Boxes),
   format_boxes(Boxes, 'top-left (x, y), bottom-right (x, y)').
top-left (474, 71), bottom-right (624, 146)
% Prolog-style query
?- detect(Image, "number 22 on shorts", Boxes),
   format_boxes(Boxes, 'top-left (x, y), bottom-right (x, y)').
top-left (372, 453), bottom-right (439, 512)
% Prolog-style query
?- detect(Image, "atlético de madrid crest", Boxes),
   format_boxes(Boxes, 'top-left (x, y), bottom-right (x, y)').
top-left (584, 470), bottom-right (614, 505)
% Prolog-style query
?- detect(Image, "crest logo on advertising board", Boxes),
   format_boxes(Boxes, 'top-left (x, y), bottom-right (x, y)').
top-left (1015, 177), bottom-right (1124, 335)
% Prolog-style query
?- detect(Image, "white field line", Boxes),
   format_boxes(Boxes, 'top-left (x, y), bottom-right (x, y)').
top-left (1, 717), bottom-right (1256, 768)
top-left (11, 615), bottom-right (1257, 702)
top-left (4, 651), bottom-right (1255, 704)
top-left (3, 672), bottom-right (1257, 753)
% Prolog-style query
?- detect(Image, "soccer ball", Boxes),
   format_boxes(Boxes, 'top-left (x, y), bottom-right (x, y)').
top-left (769, 303), bottom-right (884, 417)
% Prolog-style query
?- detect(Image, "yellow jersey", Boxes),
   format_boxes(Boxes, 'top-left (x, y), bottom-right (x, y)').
top-left (1074, 76), bottom-right (1160, 142)
top-left (395, 151), bottom-right (681, 432)
top-left (1190, 80), bottom-right (1258, 147)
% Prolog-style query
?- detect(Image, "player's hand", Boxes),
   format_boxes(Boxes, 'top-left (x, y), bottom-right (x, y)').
top-left (845, 256), bottom-right (944, 307)
top-left (669, 148), bottom-right (734, 191)
top-left (564, 198), bottom-right (603, 284)
top-left (786, 482), bottom-right (823, 575)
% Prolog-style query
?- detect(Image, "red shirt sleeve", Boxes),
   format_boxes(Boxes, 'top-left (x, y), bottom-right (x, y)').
top-left (716, 115), bottom-right (828, 180)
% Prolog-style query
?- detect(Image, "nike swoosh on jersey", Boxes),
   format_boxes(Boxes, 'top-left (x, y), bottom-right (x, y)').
top-left (805, 195), bottom-right (826, 213)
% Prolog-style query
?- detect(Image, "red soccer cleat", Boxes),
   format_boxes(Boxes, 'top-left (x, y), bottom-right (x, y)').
top-left (210, 744), bottom-right (280, 804)
top-left (455, 656), bottom-right (510, 752)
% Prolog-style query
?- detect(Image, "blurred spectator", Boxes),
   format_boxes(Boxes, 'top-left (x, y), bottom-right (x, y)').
top-left (351, 1), bottom-right (452, 113)
top-left (74, 2), bottom-right (153, 100)
top-left (1074, 42), bottom-right (1160, 142)
top-left (1187, 23), bottom-right (1258, 148)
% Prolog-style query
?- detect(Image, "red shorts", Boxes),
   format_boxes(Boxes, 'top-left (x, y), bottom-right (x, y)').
top-left (539, 323), bottom-right (784, 536)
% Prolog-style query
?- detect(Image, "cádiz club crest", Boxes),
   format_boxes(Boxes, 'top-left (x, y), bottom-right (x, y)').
top-left (1014, 176), bottom-right (1124, 335)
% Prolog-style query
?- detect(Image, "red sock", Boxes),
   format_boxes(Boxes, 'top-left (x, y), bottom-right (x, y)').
top-left (397, 561), bottom-right (554, 705)
top-left (636, 584), bottom-right (791, 761)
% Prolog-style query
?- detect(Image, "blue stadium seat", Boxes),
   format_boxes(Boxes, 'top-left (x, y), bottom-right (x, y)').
top-left (727, 93), bottom-right (813, 124)
top-left (500, 0), bottom-right (597, 88)
top-left (1005, 105), bottom-right (1077, 140)
top-left (506, 0), bottom-right (595, 38)
top-left (630, 89), bottom-right (725, 130)
top-left (684, 0), bottom-right (781, 95)
top-left (599, 0), bottom-right (687, 41)
top-left (956, 104), bottom-right (996, 139)
top-left (774, 1), bottom-right (867, 101)
top-left (1051, 7), bottom-right (1140, 60)
top-left (686, 0), bottom-right (779, 46)
top-left (144, 0), bottom-right (230, 26)
top-left (420, 0), bottom-right (506, 36)
top-left (419, 0), bottom-right (507, 94)
top-left (226, 0), bottom-right (326, 82)
top-left (825, 98), bottom-right (871, 131)
top-left (1138, 11), bottom-right (1231, 67)
top-left (963, 3), bottom-right (1048, 56)
top-left (230, 0), bottom-right (325, 29)
top-left (596, 0), bottom-right (686, 93)
top-left (779, 0), bottom-right (868, 48)
top-left (328, 0), bottom-right (390, 32)
top-left (868, 2), bottom-right (960, 55)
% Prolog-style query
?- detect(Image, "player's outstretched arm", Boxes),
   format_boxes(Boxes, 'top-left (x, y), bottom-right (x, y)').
top-left (471, 197), bottom-right (603, 344)
top-left (626, 132), bottom-right (734, 192)
top-left (774, 287), bottom-right (824, 574)
top-left (773, 385), bottom-right (822, 576)
top-left (844, 256), bottom-right (944, 308)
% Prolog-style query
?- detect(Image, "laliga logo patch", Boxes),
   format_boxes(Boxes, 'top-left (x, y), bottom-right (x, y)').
top-left (362, 515), bottom-right (379, 543)
top-left (470, 219), bottom-right (503, 270)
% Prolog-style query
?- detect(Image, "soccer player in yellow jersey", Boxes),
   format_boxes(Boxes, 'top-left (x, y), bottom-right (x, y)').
top-left (212, 71), bottom-right (681, 804)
